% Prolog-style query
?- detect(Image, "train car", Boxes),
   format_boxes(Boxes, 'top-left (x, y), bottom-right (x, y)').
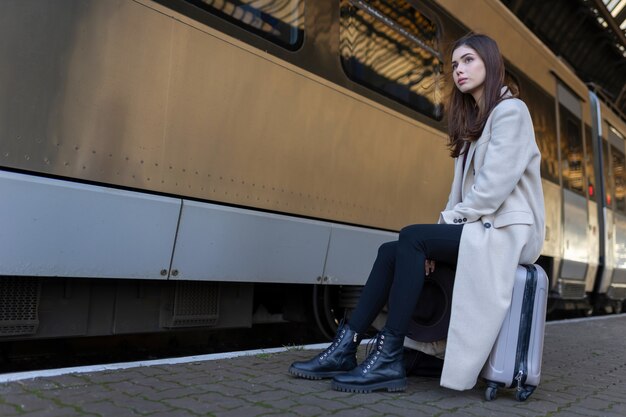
top-left (1, 0), bottom-right (625, 343)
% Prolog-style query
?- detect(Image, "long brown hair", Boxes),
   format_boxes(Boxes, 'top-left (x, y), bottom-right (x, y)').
top-left (446, 33), bottom-right (517, 157)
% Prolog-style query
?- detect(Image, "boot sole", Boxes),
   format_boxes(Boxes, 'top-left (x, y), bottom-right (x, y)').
top-left (331, 378), bottom-right (407, 393)
top-left (288, 366), bottom-right (346, 380)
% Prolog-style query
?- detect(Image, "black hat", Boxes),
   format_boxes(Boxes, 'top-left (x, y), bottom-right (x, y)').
top-left (406, 263), bottom-right (456, 343)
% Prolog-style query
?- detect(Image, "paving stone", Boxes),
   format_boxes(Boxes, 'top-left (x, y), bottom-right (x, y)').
top-left (11, 408), bottom-right (91, 417)
top-left (563, 406), bottom-right (625, 417)
top-left (294, 394), bottom-right (364, 412)
top-left (0, 402), bottom-right (25, 417)
top-left (44, 375), bottom-right (92, 389)
top-left (212, 404), bottom-right (289, 417)
top-left (0, 384), bottom-right (29, 396)
top-left (262, 379), bottom-right (325, 395)
top-left (138, 410), bottom-right (198, 417)
top-left (110, 395), bottom-right (173, 414)
top-left (164, 396), bottom-right (235, 415)
top-left (256, 397), bottom-right (299, 410)
top-left (575, 396), bottom-right (617, 411)
top-left (15, 380), bottom-right (61, 391)
top-left (479, 399), bottom-right (535, 416)
top-left (366, 398), bottom-right (444, 416)
top-left (328, 405), bottom-right (390, 417)
top-left (250, 388), bottom-right (291, 402)
top-left (134, 366), bottom-right (174, 378)
top-left (37, 388), bottom-right (113, 406)
top-left (130, 378), bottom-right (184, 392)
top-left (424, 392), bottom-right (481, 411)
top-left (512, 397), bottom-right (561, 414)
top-left (78, 399), bottom-right (143, 416)
top-left (79, 372), bottom-right (132, 385)
top-left (187, 391), bottom-right (249, 410)
top-left (92, 380), bottom-right (145, 397)
top-left (139, 386), bottom-right (206, 401)
top-left (2, 393), bottom-right (59, 412)
top-left (461, 404), bottom-right (512, 417)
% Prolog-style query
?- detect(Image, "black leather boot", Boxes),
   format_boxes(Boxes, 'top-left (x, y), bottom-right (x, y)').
top-left (289, 323), bottom-right (361, 380)
top-left (331, 328), bottom-right (406, 393)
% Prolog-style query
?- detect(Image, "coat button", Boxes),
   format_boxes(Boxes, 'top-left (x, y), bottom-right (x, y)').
top-left (463, 218), bottom-right (467, 222)
top-left (453, 219), bottom-right (458, 223)
top-left (484, 222), bottom-right (492, 229)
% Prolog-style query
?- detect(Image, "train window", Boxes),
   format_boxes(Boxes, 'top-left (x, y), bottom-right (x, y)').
top-left (518, 79), bottom-right (558, 184)
top-left (612, 147), bottom-right (626, 213)
top-left (584, 124), bottom-right (596, 199)
top-left (339, 0), bottom-right (444, 120)
top-left (559, 104), bottom-right (585, 196)
top-left (185, 0), bottom-right (304, 49)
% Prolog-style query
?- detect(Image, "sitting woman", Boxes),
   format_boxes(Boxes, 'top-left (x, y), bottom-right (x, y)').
top-left (288, 32), bottom-right (545, 393)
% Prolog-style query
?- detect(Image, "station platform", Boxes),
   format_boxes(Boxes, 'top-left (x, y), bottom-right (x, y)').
top-left (1, 314), bottom-right (625, 417)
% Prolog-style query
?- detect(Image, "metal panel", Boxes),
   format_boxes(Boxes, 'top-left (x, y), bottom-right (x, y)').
top-left (541, 180), bottom-right (562, 258)
top-left (0, 171), bottom-right (180, 279)
top-left (598, 207), bottom-right (615, 293)
top-left (562, 189), bottom-right (588, 259)
top-left (322, 225), bottom-right (397, 285)
top-left (613, 212), bottom-right (626, 271)
top-left (559, 262), bottom-right (587, 281)
top-left (170, 200), bottom-right (331, 283)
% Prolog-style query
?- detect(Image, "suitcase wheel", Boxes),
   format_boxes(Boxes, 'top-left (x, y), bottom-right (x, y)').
top-left (484, 383), bottom-right (498, 401)
top-left (515, 385), bottom-right (536, 402)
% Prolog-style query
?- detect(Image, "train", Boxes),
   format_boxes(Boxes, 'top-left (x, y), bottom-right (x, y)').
top-left (1, 0), bottom-right (625, 343)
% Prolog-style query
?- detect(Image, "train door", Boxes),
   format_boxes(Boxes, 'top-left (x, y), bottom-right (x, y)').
top-left (607, 127), bottom-right (626, 302)
top-left (556, 83), bottom-right (589, 300)
top-left (583, 122), bottom-right (600, 293)
top-left (596, 133), bottom-right (615, 296)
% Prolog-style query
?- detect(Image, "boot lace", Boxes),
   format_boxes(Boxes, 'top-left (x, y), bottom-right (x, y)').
top-left (318, 324), bottom-right (350, 361)
top-left (360, 333), bottom-right (385, 374)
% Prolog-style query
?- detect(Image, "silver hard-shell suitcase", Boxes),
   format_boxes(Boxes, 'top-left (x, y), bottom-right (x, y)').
top-left (480, 264), bottom-right (548, 401)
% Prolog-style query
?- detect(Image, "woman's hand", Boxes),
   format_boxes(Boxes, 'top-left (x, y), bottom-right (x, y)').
top-left (425, 259), bottom-right (436, 276)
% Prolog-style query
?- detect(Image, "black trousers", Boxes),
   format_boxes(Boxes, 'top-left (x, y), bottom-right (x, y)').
top-left (349, 224), bottom-right (464, 336)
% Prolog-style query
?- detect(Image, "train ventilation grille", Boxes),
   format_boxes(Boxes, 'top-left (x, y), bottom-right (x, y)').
top-left (160, 281), bottom-right (220, 328)
top-left (0, 277), bottom-right (41, 336)
top-left (558, 281), bottom-right (586, 300)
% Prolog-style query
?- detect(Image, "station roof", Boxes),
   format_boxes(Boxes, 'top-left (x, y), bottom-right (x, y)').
top-left (501, 0), bottom-right (626, 119)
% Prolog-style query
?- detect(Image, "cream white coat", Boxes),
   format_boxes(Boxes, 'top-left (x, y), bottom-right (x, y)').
top-left (437, 94), bottom-right (545, 390)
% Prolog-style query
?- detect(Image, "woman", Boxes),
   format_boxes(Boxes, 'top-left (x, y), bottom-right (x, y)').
top-left (289, 33), bottom-right (545, 392)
